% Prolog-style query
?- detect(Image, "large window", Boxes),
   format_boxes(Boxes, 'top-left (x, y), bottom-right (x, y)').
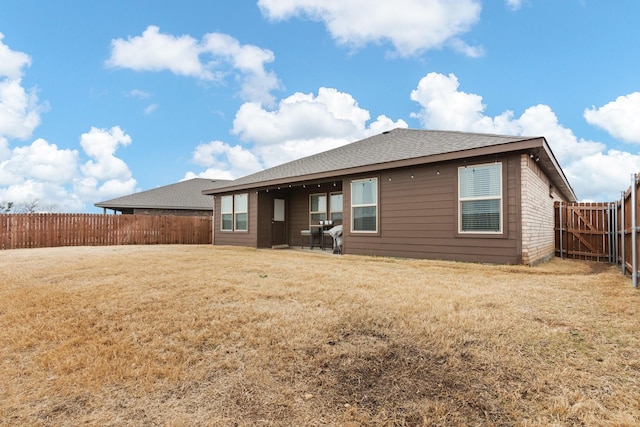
top-left (310, 193), bottom-right (327, 224)
top-left (351, 178), bottom-right (377, 232)
top-left (330, 192), bottom-right (343, 222)
top-left (220, 193), bottom-right (248, 232)
top-left (458, 163), bottom-right (502, 233)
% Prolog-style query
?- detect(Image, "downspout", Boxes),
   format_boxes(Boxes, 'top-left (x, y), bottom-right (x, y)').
top-left (212, 195), bottom-right (216, 246)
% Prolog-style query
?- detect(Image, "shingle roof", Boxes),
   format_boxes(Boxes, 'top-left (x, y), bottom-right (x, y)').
top-left (95, 178), bottom-right (228, 211)
top-left (203, 128), bottom-right (576, 201)
top-left (208, 128), bottom-right (535, 187)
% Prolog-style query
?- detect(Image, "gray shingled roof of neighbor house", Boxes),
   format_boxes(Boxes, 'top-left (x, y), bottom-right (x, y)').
top-left (204, 128), bottom-right (576, 201)
top-left (95, 178), bottom-right (229, 210)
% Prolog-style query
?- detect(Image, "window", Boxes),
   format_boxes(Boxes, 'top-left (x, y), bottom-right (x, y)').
top-left (220, 193), bottom-right (248, 231)
top-left (310, 193), bottom-right (327, 224)
top-left (234, 193), bottom-right (248, 231)
top-left (458, 163), bottom-right (502, 233)
top-left (220, 195), bottom-right (233, 231)
top-left (330, 192), bottom-right (343, 222)
top-left (351, 178), bottom-right (377, 232)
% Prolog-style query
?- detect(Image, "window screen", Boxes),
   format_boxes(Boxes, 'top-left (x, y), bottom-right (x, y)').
top-left (351, 178), bottom-right (377, 232)
top-left (220, 195), bottom-right (233, 231)
top-left (459, 164), bottom-right (502, 233)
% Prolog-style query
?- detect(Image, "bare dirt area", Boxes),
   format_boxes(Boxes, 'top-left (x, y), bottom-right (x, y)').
top-left (1, 245), bottom-right (639, 426)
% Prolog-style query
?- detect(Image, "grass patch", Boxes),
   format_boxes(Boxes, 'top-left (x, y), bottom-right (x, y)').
top-left (1, 245), bottom-right (639, 426)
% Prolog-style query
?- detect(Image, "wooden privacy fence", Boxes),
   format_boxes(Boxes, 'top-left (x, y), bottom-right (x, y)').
top-left (555, 172), bottom-right (640, 287)
top-left (0, 214), bottom-right (212, 250)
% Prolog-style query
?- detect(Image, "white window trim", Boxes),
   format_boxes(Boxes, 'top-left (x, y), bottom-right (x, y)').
top-left (458, 163), bottom-right (503, 234)
top-left (234, 193), bottom-right (248, 232)
top-left (220, 193), bottom-right (249, 232)
top-left (309, 193), bottom-right (327, 225)
top-left (220, 195), bottom-right (233, 231)
top-left (330, 191), bottom-right (343, 222)
top-left (351, 177), bottom-right (378, 233)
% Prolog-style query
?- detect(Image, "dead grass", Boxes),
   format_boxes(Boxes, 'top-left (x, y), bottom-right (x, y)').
top-left (1, 245), bottom-right (639, 426)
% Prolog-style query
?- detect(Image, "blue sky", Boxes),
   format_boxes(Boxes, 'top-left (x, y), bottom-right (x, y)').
top-left (1, 0), bottom-right (639, 212)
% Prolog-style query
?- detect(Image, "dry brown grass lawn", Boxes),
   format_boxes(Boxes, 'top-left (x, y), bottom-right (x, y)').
top-left (1, 245), bottom-right (639, 426)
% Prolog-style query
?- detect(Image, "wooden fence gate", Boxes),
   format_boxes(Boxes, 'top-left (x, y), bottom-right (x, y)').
top-left (555, 202), bottom-right (617, 262)
top-left (555, 172), bottom-right (640, 287)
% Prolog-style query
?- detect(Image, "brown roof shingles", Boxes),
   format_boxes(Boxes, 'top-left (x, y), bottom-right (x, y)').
top-left (95, 178), bottom-right (229, 210)
top-left (208, 128), bottom-right (536, 188)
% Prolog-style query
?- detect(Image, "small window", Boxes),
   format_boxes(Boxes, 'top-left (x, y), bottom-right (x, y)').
top-left (234, 193), bottom-right (248, 231)
top-left (351, 178), bottom-right (377, 232)
top-left (330, 192), bottom-right (343, 222)
top-left (458, 163), bottom-right (502, 233)
top-left (220, 195), bottom-right (233, 231)
top-left (310, 193), bottom-right (327, 224)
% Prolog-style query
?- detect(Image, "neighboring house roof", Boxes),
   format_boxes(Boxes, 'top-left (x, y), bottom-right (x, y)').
top-left (203, 128), bottom-right (576, 201)
top-left (95, 178), bottom-right (229, 211)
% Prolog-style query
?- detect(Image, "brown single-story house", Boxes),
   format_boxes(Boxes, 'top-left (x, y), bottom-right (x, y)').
top-left (95, 178), bottom-right (227, 216)
top-left (202, 128), bottom-right (577, 265)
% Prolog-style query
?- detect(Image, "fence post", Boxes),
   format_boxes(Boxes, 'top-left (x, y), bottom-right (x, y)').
top-left (559, 201), bottom-right (563, 259)
top-left (632, 173), bottom-right (638, 288)
top-left (613, 202), bottom-right (618, 266)
top-left (607, 203), bottom-right (611, 263)
top-left (621, 192), bottom-right (626, 275)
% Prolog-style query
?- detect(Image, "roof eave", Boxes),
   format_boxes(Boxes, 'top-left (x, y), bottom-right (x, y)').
top-left (94, 204), bottom-right (212, 211)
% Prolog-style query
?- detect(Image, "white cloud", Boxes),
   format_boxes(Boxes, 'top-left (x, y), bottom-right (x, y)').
top-left (584, 92), bottom-right (640, 143)
top-left (107, 26), bottom-right (280, 104)
top-left (232, 87), bottom-right (407, 167)
top-left (409, 72), bottom-right (640, 201)
top-left (0, 137), bottom-right (9, 161)
top-left (0, 138), bottom-right (82, 211)
top-left (128, 89), bottom-right (151, 99)
top-left (202, 33), bottom-right (279, 106)
top-left (79, 126), bottom-right (133, 182)
top-left (106, 26), bottom-right (212, 79)
top-left (0, 36), bottom-right (45, 141)
top-left (144, 104), bottom-right (158, 115)
top-left (188, 140), bottom-right (263, 180)
top-left (505, 0), bottom-right (523, 11)
top-left (0, 127), bottom-right (138, 212)
top-left (564, 150), bottom-right (640, 202)
top-left (0, 180), bottom-right (83, 212)
top-left (0, 33), bottom-right (31, 79)
top-left (0, 36), bottom-right (137, 212)
top-left (0, 138), bottom-right (78, 185)
top-left (258, 0), bottom-right (483, 57)
top-left (0, 79), bottom-right (44, 140)
top-left (73, 126), bottom-right (138, 205)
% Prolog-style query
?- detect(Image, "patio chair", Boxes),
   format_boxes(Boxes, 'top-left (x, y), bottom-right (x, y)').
top-left (301, 227), bottom-right (323, 249)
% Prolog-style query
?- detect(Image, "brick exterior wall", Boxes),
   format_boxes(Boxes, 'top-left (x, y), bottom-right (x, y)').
top-left (520, 154), bottom-right (562, 265)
